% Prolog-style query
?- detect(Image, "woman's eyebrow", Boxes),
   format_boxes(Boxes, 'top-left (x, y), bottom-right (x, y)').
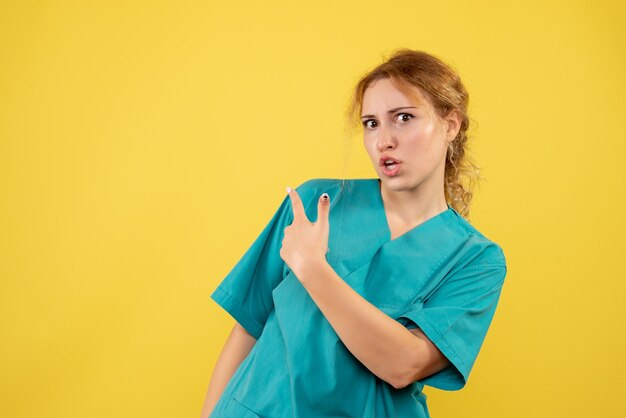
top-left (360, 106), bottom-right (418, 119)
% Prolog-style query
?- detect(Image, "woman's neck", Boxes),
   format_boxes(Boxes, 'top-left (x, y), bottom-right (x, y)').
top-left (378, 178), bottom-right (448, 227)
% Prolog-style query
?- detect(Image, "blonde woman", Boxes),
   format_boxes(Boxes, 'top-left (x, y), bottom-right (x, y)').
top-left (202, 49), bottom-right (508, 418)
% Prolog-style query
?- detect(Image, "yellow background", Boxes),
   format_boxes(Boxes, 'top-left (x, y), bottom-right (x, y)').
top-left (1, 1), bottom-right (625, 417)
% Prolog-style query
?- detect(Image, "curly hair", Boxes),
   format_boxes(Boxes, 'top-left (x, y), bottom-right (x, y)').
top-left (342, 48), bottom-right (483, 220)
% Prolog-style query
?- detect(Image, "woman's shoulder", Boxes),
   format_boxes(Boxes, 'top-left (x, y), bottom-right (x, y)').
top-left (295, 178), bottom-right (507, 267)
top-left (453, 216), bottom-right (507, 268)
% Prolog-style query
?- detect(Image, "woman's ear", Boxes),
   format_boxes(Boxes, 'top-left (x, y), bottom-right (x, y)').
top-left (445, 109), bottom-right (462, 142)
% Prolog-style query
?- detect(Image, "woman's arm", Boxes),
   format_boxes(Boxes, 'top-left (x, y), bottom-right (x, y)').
top-left (298, 259), bottom-right (449, 390)
top-left (282, 188), bottom-right (449, 390)
top-left (199, 323), bottom-right (257, 418)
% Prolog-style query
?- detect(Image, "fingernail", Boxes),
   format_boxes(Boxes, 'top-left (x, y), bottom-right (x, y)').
top-left (321, 193), bottom-right (329, 201)
top-left (286, 186), bottom-right (291, 193)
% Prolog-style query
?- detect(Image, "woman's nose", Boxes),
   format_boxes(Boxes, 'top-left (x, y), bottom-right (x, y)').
top-left (376, 125), bottom-right (397, 151)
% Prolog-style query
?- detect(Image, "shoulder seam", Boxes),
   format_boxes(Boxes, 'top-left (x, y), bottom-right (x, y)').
top-left (461, 263), bottom-right (507, 270)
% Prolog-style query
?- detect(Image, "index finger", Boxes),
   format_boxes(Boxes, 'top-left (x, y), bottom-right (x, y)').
top-left (286, 186), bottom-right (307, 223)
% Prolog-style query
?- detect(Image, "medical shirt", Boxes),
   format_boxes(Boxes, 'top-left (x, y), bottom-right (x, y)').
top-left (209, 178), bottom-right (508, 418)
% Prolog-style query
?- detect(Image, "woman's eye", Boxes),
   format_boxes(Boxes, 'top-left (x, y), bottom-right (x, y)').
top-left (362, 114), bottom-right (412, 129)
top-left (395, 113), bottom-right (414, 124)
top-left (362, 120), bottom-right (377, 129)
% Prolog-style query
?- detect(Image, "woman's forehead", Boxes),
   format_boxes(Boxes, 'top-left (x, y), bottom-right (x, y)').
top-left (362, 78), bottom-right (430, 112)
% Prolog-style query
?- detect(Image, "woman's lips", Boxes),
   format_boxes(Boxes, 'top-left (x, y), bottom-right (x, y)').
top-left (381, 162), bottom-right (401, 176)
top-left (379, 155), bottom-right (401, 166)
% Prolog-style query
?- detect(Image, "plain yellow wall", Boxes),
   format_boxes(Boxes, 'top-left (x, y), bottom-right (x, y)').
top-left (1, 1), bottom-right (625, 417)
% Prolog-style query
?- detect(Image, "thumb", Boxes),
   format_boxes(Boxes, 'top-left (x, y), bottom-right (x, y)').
top-left (317, 192), bottom-right (330, 228)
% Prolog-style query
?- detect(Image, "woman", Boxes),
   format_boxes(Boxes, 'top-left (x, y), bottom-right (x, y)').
top-left (202, 49), bottom-right (508, 418)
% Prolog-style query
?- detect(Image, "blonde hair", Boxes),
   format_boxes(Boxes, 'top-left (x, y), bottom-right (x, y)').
top-left (343, 48), bottom-right (483, 219)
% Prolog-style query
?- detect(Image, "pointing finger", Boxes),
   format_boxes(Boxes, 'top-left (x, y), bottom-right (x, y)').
top-left (286, 186), bottom-right (308, 223)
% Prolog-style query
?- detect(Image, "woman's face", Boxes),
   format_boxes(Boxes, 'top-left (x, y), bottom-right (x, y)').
top-left (361, 77), bottom-right (457, 193)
